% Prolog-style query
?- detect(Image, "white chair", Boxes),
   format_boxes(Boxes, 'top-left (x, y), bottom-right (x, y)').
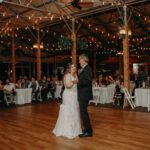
top-left (122, 88), bottom-right (136, 109)
top-left (32, 92), bottom-right (36, 101)
top-left (37, 86), bottom-right (42, 102)
top-left (4, 93), bottom-right (16, 106)
top-left (89, 88), bottom-right (100, 106)
top-left (47, 92), bottom-right (52, 100)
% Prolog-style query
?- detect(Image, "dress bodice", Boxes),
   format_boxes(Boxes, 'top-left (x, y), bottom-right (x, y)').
top-left (64, 73), bottom-right (77, 92)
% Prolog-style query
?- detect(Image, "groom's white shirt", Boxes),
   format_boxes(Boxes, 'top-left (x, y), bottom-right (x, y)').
top-left (80, 63), bottom-right (88, 74)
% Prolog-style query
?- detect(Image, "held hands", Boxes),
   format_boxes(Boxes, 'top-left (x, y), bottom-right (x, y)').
top-left (72, 79), bottom-right (78, 84)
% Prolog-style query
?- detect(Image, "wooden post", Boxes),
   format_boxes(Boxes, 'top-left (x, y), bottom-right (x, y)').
top-left (37, 27), bottom-right (41, 80)
top-left (12, 31), bottom-right (16, 83)
top-left (71, 18), bottom-right (77, 65)
top-left (93, 51), bottom-right (96, 79)
top-left (123, 5), bottom-right (130, 91)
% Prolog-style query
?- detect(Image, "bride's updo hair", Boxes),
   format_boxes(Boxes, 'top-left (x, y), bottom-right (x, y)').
top-left (64, 63), bottom-right (76, 74)
top-left (64, 63), bottom-right (72, 74)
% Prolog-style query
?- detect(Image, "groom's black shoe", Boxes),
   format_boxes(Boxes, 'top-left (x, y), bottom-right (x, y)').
top-left (82, 129), bottom-right (86, 134)
top-left (79, 132), bottom-right (93, 138)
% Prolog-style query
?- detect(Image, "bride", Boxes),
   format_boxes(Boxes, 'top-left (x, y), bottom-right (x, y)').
top-left (52, 64), bottom-right (82, 139)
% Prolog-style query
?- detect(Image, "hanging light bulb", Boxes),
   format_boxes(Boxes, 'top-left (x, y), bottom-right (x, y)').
top-left (51, 15), bottom-right (54, 21)
top-left (16, 14), bottom-right (19, 19)
top-left (2, 12), bottom-right (6, 17)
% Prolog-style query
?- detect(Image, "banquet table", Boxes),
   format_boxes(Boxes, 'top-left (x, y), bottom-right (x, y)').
top-left (135, 88), bottom-right (150, 107)
top-left (15, 88), bottom-right (32, 105)
top-left (92, 85), bottom-right (116, 104)
top-left (55, 85), bottom-right (62, 98)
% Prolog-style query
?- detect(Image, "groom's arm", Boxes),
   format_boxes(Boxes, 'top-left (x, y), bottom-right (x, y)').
top-left (78, 67), bottom-right (92, 88)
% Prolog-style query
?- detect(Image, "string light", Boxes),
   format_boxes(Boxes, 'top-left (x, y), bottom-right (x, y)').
top-left (2, 12), bottom-right (6, 17)
top-left (16, 15), bottom-right (19, 19)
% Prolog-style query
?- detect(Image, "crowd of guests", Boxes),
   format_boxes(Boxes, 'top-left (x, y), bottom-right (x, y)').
top-left (0, 67), bottom-right (149, 108)
top-left (131, 69), bottom-right (149, 88)
top-left (93, 73), bottom-right (123, 87)
top-left (0, 76), bottom-right (58, 106)
top-left (93, 69), bottom-right (150, 107)
top-left (94, 69), bottom-right (149, 88)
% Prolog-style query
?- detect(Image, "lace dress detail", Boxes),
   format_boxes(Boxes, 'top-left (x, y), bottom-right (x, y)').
top-left (52, 73), bottom-right (81, 139)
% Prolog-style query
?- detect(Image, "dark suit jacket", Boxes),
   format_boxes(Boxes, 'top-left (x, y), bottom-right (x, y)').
top-left (78, 65), bottom-right (93, 102)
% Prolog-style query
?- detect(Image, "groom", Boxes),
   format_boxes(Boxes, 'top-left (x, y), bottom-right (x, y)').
top-left (78, 54), bottom-right (93, 137)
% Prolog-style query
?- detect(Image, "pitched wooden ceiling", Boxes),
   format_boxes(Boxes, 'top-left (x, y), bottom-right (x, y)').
top-left (0, 0), bottom-right (149, 58)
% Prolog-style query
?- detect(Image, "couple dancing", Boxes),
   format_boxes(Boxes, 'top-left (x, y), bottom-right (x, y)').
top-left (53, 54), bottom-right (93, 139)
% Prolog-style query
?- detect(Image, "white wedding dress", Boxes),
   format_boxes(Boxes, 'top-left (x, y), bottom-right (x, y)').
top-left (52, 73), bottom-right (82, 139)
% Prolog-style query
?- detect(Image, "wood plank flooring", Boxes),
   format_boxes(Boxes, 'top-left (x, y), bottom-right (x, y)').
top-left (0, 102), bottom-right (150, 150)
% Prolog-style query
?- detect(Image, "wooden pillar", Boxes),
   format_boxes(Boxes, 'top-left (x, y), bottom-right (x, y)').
top-left (12, 31), bottom-right (16, 83)
top-left (37, 27), bottom-right (41, 80)
top-left (123, 5), bottom-right (130, 91)
top-left (93, 51), bottom-right (96, 79)
top-left (71, 18), bottom-right (77, 65)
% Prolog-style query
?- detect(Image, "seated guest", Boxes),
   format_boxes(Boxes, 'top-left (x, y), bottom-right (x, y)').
top-left (3, 79), bottom-right (16, 103)
top-left (28, 77), bottom-right (39, 102)
top-left (113, 81), bottom-right (124, 107)
top-left (3, 79), bottom-right (15, 93)
top-left (97, 75), bottom-right (107, 87)
top-left (39, 76), bottom-right (48, 101)
top-left (133, 74), bottom-right (138, 88)
top-left (23, 76), bottom-right (30, 88)
top-left (47, 76), bottom-right (56, 100)
top-left (0, 80), bottom-right (5, 105)
top-left (114, 76), bottom-right (121, 86)
top-left (16, 79), bottom-right (23, 88)
top-left (145, 76), bottom-right (150, 87)
top-left (20, 79), bottom-right (26, 88)
top-left (138, 69), bottom-right (147, 87)
top-left (57, 68), bottom-right (63, 81)
top-left (92, 80), bottom-right (98, 87)
top-left (119, 74), bottom-right (124, 83)
top-left (105, 75), bottom-right (110, 85)
top-left (97, 75), bottom-right (103, 87)
top-left (107, 74), bottom-right (114, 84)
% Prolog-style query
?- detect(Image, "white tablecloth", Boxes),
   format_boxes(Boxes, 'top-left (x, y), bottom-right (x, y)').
top-left (135, 88), bottom-right (150, 107)
top-left (55, 85), bottom-right (62, 98)
top-left (16, 88), bottom-right (32, 105)
top-left (93, 85), bottom-right (116, 104)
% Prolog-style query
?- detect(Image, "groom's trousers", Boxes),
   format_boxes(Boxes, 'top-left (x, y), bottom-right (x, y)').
top-left (79, 98), bottom-right (93, 134)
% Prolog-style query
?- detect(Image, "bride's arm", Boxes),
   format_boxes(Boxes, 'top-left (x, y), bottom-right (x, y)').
top-left (64, 74), bottom-right (74, 89)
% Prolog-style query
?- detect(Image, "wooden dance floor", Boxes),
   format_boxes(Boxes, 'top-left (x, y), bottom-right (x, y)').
top-left (0, 102), bottom-right (150, 150)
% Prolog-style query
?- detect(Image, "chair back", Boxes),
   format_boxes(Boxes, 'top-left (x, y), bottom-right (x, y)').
top-left (123, 88), bottom-right (130, 98)
top-left (93, 87), bottom-right (101, 97)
